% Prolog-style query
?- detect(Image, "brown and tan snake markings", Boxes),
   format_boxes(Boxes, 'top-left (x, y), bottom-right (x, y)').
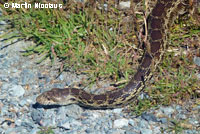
top-left (36, 0), bottom-right (194, 108)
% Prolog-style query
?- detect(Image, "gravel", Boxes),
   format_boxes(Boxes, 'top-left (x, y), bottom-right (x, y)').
top-left (0, 3), bottom-right (200, 134)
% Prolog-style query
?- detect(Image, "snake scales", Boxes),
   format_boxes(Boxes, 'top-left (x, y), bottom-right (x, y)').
top-left (36, 0), bottom-right (193, 108)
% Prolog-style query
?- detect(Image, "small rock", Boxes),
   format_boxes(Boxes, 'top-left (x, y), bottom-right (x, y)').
top-left (29, 128), bottom-right (40, 134)
top-left (175, 105), bottom-right (182, 111)
top-left (19, 99), bottom-right (27, 107)
top-left (113, 108), bottom-right (123, 114)
top-left (125, 130), bottom-right (138, 134)
top-left (42, 118), bottom-right (56, 126)
top-left (184, 130), bottom-right (199, 134)
top-left (0, 21), bottom-right (7, 25)
top-left (21, 120), bottom-right (34, 130)
top-left (140, 128), bottom-right (153, 134)
top-left (15, 119), bottom-right (22, 126)
top-left (177, 114), bottom-right (187, 120)
top-left (31, 110), bottom-right (44, 124)
top-left (141, 113), bottom-right (158, 122)
top-left (197, 74), bottom-right (200, 79)
top-left (61, 104), bottom-right (83, 119)
top-left (1, 83), bottom-right (11, 91)
top-left (9, 85), bottom-right (25, 97)
top-left (70, 119), bottom-right (82, 127)
top-left (159, 118), bottom-right (168, 124)
top-left (91, 112), bottom-right (101, 119)
top-left (21, 69), bottom-right (36, 85)
top-left (5, 128), bottom-right (16, 134)
top-left (119, 1), bottom-right (130, 9)
top-left (138, 120), bottom-right (149, 128)
top-left (160, 106), bottom-right (175, 116)
top-left (85, 128), bottom-right (94, 133)
top-left (0, 106), bottom-right (8, 116)
top-left (128, 119), bottom-right (135, 126)
top-left (107, 129), bottom-right (125, 134)
top-left (193, 56), bottom-right (200, 66)
top-left (58, 121), bottom-right (70, 130)
top-left (114, 118), bottom-right (129, 128)
top-left (58, 74), bottom-right (64, 81)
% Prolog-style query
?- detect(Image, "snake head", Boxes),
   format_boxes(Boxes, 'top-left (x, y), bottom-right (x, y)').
top-left (36, 88), bottom-right (78, 105)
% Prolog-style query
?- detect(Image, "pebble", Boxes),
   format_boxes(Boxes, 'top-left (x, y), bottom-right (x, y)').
top-left (31, 110), bottom-right (43, 123)
top-left (138, 119), bottom-right (149, 128)
top-left (141, 113), bottom-right (158, 122)
top-left (114, 118), bottom-right (129, 128)
top-left (160, 106), bottom-right (175, 117)
top-left (193, 56), bottom-right (200, 66)
top-left (119, 1), bottom-right (130, 9)
top-left (58, 120), bottom-right (71, 130)
top-left (8, 84), bottom-right (25, 97)
top-left (21, 69), bottom-right (36, 85)
top-left (58, 104), bottom-right (83, 119)
top-left (113, 108), bottom-right (123, 114)
top-left (140, 128), bottom-right (153, 134)
top-left (29, 128), bottom-right (40, 134)
top-left (128, 119), bottom-right (136, 126)
top-left (159, 118), bottom-right (168, 124)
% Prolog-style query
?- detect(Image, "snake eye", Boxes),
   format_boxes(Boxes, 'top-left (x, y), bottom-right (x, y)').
top-left (70, 98), bottom-right (76, 101)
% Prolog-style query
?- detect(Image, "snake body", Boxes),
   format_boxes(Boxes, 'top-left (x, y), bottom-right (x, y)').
top-left (36, 0), bottom-right (191, 108)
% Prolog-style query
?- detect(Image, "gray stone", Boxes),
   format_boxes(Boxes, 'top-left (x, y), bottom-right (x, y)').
top-left (184, 130), bottom-right (199, 134)
top-left (90, 112), bottom-right (102, 119)
top-left (114, 118), bottom-right (129, 128)
top-left (0, 21), bottom-right (6, 25)
top-left (58, 74), bottom-right (64, 80)
top-left (58, 120), bottom-right (70, 130)
top-left (138, 120), bottom-right (149, 128)
top-left (29, 128), bottom-right (40, 134)
top-left (119, 1), bottom-right (130, 9)
top-left (9, 77), bottom-right (19, 84)
top-left (141, 113), bottom-right (158, 122)
top-left (21, 69), bottom-right (36, 85)
top-left (107, 129), bottom-right (125, 134)
top-left (70, 119), bottom-right (82, 127)
top-left (19, 99), bottom-right (28, 107)
top-left (160, 106), bottom-right (175, 116)
top-left (1, 83), bottom-right (11, 91)
top-left (113, 108), bottom-right (123, 114)
top-left (5, 128), bottom-right (16, 134)
top-left (42, 118), bottom-right (56, 126)
top-left (85, 128), bottom-right (94, 133)
top-left (15, 119), bottom-right (22, 126)
top-left (159, 118), bottom-right (168, 124)
top-left (61, 104), bottom-right (83, 119)
top-left (0, 106), bottom-right (8, 116)
top-left (197, 74), bottom-right (200, 79)
top-left (128, 119), bottom-right (136, 126)
top-left (8, 84), bottom-right (25, 97)
top-left (125, 130), bottom-right (138, 134)
top-left (193, 56), bottom-right (200, 66)
top-left (21, 120), bottom-right (34, 130)
top-left (177, 114), bottom-right (187, 120)
top-left (0, 128), bottom-right (5, 134)
top-left (140, 128), bottom-right (153, 134)
top-left (31, 110), bottom-right (44, 123)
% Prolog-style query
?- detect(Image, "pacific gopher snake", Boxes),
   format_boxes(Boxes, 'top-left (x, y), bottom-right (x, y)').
top-left (36, 0), bottom-right (198, 108)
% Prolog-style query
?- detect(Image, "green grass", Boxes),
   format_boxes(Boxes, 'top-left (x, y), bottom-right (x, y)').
top-left (0, 1), bottom-right (199, 115)
top-left (130, 17), bottom-right (200, 115)
top-left (0, 1), bottom-right (138, 86)
top-left (37, 126), bottom-right (55, 134)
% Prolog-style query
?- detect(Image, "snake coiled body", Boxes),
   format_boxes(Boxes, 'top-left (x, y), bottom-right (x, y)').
top-left (36, 0), bottom-right (191, 108)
